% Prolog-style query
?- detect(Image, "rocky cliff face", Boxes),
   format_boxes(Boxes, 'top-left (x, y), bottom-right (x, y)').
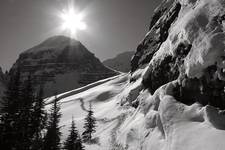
top-left (131, 0), bottom-right (225, 110)
top-left (103, 51), bottom-right (135, 72)
top-left (10, 36), bottom-right (118, 97)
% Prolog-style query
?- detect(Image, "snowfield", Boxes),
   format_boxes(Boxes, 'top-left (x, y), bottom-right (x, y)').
top-left (45, 0), bottom-right (225, 149)
top-left (46, 71), bottom-right (225, 150)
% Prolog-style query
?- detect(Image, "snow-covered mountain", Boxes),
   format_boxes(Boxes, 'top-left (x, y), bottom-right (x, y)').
top-left (10, 36), bottom-right (118, 97)
top-left (103, 51), bottom-right (135, 72)
top-left (46, 0), bottom-right (225, 149)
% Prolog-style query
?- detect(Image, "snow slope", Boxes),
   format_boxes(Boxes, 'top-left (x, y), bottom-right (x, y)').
top-left (46, 70), bottom-right (225, 150)
top-left (45, 0), bottom-right (225, 149)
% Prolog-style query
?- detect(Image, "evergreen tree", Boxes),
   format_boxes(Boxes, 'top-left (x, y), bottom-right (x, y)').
top-left (82, 102), bottom-right (96, 143)
top-left (76, 135), bottom-right (85, 150)
top-left (64, 117), bottom-right (85, 150)
top-left (43, 95), bottom-right (62, 150)
top-left (31, 84), bottom-right (47, 150)
top-left (16, 74), bottom-right (36, 150)
top-left (0, 67), bottom-right (22, 149)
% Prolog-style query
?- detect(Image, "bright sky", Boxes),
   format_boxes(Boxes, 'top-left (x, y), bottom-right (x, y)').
top-left (0, 0), bottom-right (162, 71)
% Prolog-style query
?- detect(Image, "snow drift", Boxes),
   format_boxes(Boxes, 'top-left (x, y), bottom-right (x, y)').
top-left (46, 0), bottom-right (225, 149)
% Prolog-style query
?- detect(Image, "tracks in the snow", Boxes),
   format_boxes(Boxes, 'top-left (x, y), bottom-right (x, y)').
top-left (78, 97), bottom-right (128, 149)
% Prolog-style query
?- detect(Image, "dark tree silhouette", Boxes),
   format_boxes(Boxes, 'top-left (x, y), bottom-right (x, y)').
top-left (82, 102), bottom-right (97, 143)
top-left (75, 135), bottom-right (85, 150)
top-left (31, 84), bottom-right (47, 150)
top-left (16, 74), bottom-right (36, 150)
top-left (0, 67), bottom-right (22, 149)
top-left (43, 95), bottom-right (62, 150)
top-left (64, 117), bottom-right (85, 150)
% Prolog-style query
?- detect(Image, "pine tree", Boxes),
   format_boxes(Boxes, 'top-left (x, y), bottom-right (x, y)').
top-left (82, 102), bottom-right (97, 143)
top-left (64, 117), bottom-right (85, 150)
top-left (0, 67), bottom-right (22, 149)
top-left (16, 74), bottom-right (36, 150)
top-left (31, 84), bottom-right (47, 150)
top-left (76, 135), bottom-right (85, 150)
top-left (43, 95), bottom-right (62, 150)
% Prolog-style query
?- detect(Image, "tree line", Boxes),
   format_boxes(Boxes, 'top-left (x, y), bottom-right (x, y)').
top-left (0, 68), bottom-right (97, 150)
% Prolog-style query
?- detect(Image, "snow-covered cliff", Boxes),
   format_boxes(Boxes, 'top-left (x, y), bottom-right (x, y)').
top-left (46, 0), bottom-right (225, 149)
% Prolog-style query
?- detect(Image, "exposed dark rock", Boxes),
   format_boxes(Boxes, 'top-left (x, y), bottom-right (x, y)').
top-left (174, 65), bottom-right (225, 110)
top-left (142, 42), bottom-right (192, 94)
top-left (159, 3), bottom-right (181, 42)
top-left (174, 43), bottom-right (192, 59)
top-left (149, 7), bottom-right (166, 31)
top-left (142, 55), bottom-right (179, 93)
top-left (131, 1), bottom-right (181, 72)
top-left (217, 14), bottom-right (225, 24)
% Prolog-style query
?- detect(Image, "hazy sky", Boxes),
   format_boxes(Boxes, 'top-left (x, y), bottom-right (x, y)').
top-left (0, 0), bottom-right (162, 71)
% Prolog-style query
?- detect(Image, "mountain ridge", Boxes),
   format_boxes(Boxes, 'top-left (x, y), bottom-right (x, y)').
top-left (103, 51), bottom-right (135, 73)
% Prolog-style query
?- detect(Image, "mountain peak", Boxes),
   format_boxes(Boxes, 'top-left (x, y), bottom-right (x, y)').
top-left (11, 35), bottom-right (118, 97)
top-left (25, 35), bottom-right (81, 54)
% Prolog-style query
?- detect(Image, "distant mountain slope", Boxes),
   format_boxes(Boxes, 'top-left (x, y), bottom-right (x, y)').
top-left (10, 35), bottom-right (118, 97)
top-left (103, 51), bottom-right (134, 72)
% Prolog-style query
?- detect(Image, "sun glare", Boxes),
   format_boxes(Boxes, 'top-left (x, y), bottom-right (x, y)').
top-left (60, 7), bottom-right (87, 36)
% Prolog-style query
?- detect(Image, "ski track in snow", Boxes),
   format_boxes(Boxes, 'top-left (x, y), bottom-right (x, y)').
top-left (76, 93), bottom-right (129, 149)
top-left (79, 98), bottom-right (89, 112)
top-left (45, 75), bottom-right (121, 104)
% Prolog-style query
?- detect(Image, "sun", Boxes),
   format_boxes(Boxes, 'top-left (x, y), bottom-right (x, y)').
top-left (60, 7), bottom-right (87, 36)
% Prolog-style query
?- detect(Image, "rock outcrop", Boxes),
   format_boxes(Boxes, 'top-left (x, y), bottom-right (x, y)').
top-left (131, 0), bottom-right (225, 110)
top-left (10, 35), bottom-right (118, 97)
